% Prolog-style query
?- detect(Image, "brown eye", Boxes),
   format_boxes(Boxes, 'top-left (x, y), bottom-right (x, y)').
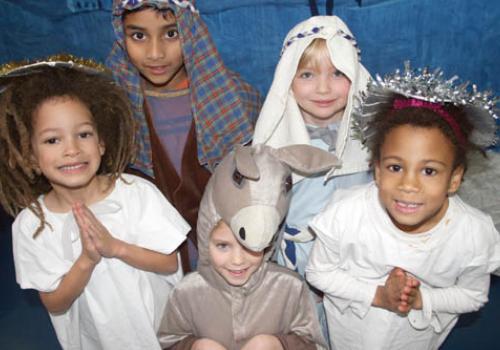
top-left (285, 175), bottom-right (293, 193)
top-left (232, 169), bottom-right (244, 186)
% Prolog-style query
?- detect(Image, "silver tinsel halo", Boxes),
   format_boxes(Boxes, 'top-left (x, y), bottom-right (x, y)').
top-left (352, 61), bottom-right (499, 149)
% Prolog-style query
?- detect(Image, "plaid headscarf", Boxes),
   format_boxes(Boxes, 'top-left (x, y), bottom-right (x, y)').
top-left (107, 0), bottom-right (261, 176)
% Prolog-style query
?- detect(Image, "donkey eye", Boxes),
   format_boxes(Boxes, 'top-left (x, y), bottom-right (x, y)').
top-left (285, 175), bottom-right (293, 193)
top-left (232, 169), bottom-right (244, 186)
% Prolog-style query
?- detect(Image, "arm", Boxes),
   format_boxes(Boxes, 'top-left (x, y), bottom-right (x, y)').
top-left (407, 264), bottom-right (492, 332)
top-left (276, 280), bottom-right (328, 349)
top-left (305, 233), bottom-right (378, 318)
top-left (40, 227), bottom-right (100, 314)
top-left (159, 286), bottom-right (200, 349)
top-left (73, 203), bottom-right (178, 274)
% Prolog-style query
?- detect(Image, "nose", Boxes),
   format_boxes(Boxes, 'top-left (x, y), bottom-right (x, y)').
top-left (398, 171), bottom-right (420, 193)
top-left (316, 75), bottom-right (331, 94)
top-left (231, 246), bottom-right (245, 266)
top-left (64, 137), bottom-right (80, 157)
top-left (146, 38), bottom-right (165, 60)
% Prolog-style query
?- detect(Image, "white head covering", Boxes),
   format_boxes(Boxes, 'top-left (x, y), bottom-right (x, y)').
top-left (253, 16), bottom-right (371, 181)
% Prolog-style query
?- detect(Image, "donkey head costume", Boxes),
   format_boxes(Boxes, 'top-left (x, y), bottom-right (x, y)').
top-left (197, 143), bottom-right (340, 275)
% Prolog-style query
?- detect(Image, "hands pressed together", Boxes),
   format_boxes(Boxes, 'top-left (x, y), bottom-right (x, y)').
top-left (374, 267), bottom-right (422, 315)
top-left (73, 202), bottom-right (124, 267)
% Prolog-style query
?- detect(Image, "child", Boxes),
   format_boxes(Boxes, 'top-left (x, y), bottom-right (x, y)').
top-left (0, 58), bottom-right (190, 350)
top-left (254, 15), bottom-right (371, 274)
top-left (107, 0), bottom-right (262, 271)
top-left (158, 144), bottom-right (336, 350)
top-left (306, 64), bottom-right (500, 350)
top-left (253, 15), bottom-right (372, 340)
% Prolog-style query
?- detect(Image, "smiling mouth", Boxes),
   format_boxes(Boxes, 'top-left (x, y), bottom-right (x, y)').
top-left (58, 163), bottom-right (87, 172)
top-left (313, 100), bottom-right (334, 106)
top-left (227, 268), bottom-right (248, 277)
top-left (394, 200), bottom-right (422, 214)
top-left (147, 65), bottom-right (168, 74)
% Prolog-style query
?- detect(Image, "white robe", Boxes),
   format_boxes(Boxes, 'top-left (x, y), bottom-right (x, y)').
top-left (12, 174), bottom-right (190, 350)
top-left (306, 182), bottom-right (500, 350)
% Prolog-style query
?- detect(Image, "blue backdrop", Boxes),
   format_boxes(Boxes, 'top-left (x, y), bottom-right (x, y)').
top-left (0, 0), bottom-right (499, 349)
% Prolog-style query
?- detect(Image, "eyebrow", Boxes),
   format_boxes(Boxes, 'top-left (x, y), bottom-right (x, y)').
top-left (37, 122), bottom-right (95, 135)
top-left (381, 156), bottom-right (448, 166)
top-left (124, 24), bottom-right (177, 31)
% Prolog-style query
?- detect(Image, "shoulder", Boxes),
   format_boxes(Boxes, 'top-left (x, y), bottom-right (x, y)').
top-left (114, 174), bottom-right (163, 197)
top-left (322, 182), bottom-right (372, 215)
top-left (266, 263), bottom-right (307, 288)
top-left (13, 203), bottom-right (44, 237)
top-left (169, 272), bottom-right (209, 302)
top-left (450, 195), bottom-right (498, 240)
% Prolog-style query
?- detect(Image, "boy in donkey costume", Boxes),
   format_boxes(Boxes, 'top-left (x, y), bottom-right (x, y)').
top-left (159, 144), bottom-right (333, 349)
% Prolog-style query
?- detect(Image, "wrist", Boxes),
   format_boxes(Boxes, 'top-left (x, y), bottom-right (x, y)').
top-left (114, 239), bottom-right (129, 259)
top-left (76, 255), bottom-right (98, 271)
top-left (372, 286), bottom-right (387, 308)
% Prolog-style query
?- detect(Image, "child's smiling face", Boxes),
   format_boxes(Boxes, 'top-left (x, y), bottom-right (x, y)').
top-left (292, 43), bottom-right (351, 127)
top-left (209, 221), bottom-right (264, 287)
top-left (374, 125), bottom-right (464, 233)
top-left (31, 97), bottom-right (105, 195)
top-left (123, 8), bottom-right (186, 89)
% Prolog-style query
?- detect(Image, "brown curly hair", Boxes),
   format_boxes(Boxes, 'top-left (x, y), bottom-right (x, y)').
top-left (0, 66), bottom-right (136, 236)
top-left (367, 93), bottom-right (483, 173)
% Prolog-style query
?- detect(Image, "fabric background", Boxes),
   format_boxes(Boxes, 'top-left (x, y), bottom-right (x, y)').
top-left (0, 0), bottom-right (499, 349)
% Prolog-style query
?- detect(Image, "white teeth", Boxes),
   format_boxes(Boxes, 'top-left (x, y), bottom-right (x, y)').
top-left (60, 164), bottom-right (84, 171)
top-left (398, 201), bottom-right (418, 208)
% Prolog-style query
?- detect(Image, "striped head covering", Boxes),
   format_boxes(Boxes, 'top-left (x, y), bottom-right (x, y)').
top-left (107, 0), bottom-right (261, 176)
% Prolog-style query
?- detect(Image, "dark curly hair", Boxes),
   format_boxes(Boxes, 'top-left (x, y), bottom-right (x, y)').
top-left (368, 93), bottom-right (482, 172)
top-left (0, 66), bottom-right (136, 236)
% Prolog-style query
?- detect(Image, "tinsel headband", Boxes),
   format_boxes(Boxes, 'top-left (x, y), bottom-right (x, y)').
top-left (353, 61), bottom-right (498, 149)
top-left (392, 98), bottom-right (467, 146)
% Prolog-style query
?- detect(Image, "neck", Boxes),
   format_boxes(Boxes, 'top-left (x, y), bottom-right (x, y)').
top-left (44, 175), bottom-right (113, 213)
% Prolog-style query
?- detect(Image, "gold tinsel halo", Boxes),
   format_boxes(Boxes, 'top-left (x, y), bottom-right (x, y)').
top-left (0, 54), bottom-right (109, 79)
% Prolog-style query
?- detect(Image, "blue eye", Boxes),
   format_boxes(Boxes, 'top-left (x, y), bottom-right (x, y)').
top-left (299, 71), bottom-right (313, 79)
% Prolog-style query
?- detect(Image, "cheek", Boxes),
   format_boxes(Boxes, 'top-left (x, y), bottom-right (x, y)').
top-left (335, 79), bottom-right (351, 96)
top-left (125, 40), bottom-right (142, 64)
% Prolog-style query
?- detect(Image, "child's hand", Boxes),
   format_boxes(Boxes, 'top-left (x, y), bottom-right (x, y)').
top-left (373, 267), bottom-right (408, 313)
top-left (78, 222), bottom-right (101, 266)
top-left (191, 338), bottom-right (227, 350)
top-left (399, 275), bottom-right (423, 312)
top-left (241, 335), bottom-right (284, 350)
top-left (398, 275), bottom-right (421, 313)
top-left (73, 202), bottom-right (123, 259)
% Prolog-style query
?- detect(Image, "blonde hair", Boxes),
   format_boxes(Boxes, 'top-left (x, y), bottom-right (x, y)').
top-left (297, 38), bottom-right (331, 71)
top-left (0, 67), bottom-right (136, 236)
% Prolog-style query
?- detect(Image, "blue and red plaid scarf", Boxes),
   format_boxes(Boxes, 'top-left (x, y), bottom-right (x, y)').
top-left (107, 0), bottom-right (261, 176)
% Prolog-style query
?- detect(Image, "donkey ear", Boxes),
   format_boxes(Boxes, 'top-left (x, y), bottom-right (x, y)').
top-left (234, 144), bottom-right (260, 180)
top-left (273, 144), bottom-right (340, 175)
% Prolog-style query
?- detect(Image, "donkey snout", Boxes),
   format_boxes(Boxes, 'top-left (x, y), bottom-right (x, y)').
top-left (230, 206), bottom-right (281, 252)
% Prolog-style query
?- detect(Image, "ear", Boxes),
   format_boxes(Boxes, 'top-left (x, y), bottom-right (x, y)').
top-left (273, 144), bottom-right (340, 175)
top-left (99, 140), bottom-right (105, 156)
top-left (373, 160), bottom-right (381, 186)
top-left (448, 165), bottom-right (464, 194)
top-left (234, 144), bottom-right (260, 180)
